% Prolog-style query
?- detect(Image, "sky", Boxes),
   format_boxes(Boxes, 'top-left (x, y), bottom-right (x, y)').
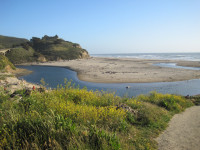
top-left (0, 0), bottom-right (200, 54)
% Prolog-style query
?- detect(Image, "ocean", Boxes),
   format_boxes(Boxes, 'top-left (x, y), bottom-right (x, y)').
top-left (91, 53), bottom-right (200, 61)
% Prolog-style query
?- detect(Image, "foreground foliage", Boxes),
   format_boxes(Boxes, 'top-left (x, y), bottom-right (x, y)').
top-left (0, 85), bottom-right (194, 149)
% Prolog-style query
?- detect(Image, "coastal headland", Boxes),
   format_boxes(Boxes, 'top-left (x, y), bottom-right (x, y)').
top-left (24, 57), bottom-right (200, 83)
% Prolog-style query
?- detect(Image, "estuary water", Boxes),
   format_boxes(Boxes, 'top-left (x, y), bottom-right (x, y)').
top-left (153, 63), bottom-right (200, 70)
top-left (17, 64), bottom-right (200, 97)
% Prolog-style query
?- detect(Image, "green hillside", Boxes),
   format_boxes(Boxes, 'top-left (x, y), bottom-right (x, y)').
top-left (0, 35), bottom-right (28, 49)
top-left (0, 35), bottom-right (89, 64)
top-left (29, 35), bottom-right (89, 61)
top-left (0, 54), bottom-right (15, 71)
top-left (5, 46), bottom-right (36, 64)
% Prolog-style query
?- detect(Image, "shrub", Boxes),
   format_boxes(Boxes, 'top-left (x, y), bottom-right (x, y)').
top-left (137, 91), bottom-right (194, 113)
top-left (6, 47), bottom-right (35, 64)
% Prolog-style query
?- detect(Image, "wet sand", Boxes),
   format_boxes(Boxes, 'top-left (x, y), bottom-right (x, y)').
top-left (21, 57), bottom-right (200, 83)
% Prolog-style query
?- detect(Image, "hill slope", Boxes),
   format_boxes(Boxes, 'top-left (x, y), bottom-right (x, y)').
top-left (0, 35), bottom-right (89, 64)
top-left (29, 35), bottom-right (89, 61)
top-left (0, 35), bottom-right (28, 49)
top-left (0, 54), bottom-right (15, 71)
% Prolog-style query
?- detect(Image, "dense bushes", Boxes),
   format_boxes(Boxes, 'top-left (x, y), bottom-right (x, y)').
top-left (6, 47), bottom-right (36, 64)
top-left (0, 85), bottom-right (194, 149)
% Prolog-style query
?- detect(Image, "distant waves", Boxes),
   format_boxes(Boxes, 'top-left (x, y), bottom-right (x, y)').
top-left (91, 53), bottom-right (200, 61)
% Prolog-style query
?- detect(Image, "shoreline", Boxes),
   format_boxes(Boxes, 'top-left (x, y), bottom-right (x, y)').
top-left (18, 57), bottom-right (200, 83)
top-left (0, 68), bottom-right (39, 93)
top-left (12, 67), bottom-right (33, 77)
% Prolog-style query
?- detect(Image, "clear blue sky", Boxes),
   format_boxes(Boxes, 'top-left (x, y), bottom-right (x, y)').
top-left (0, 0), bottom-right (200, 54)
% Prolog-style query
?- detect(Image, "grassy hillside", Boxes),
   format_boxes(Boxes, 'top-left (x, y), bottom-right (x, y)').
top-left (0, 54), bottom-right (15, 71)
top-left (0, 35), bottom-right (28, 49)
top-left (5, 46), bottom-right (36, 64)
top-left (0, 83), bottom-right (194, 149)
top-left (3, 35), bottom-right (89, 63)
top-left (29, 35), bottom-right (89, 61)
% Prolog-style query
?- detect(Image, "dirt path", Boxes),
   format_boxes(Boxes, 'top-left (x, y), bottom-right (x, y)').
top-left (156, 106), bottom-right (200, 150)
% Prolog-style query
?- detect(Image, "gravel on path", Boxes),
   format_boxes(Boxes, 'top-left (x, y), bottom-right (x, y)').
top-left (156, 106), bottom-right (200, 150)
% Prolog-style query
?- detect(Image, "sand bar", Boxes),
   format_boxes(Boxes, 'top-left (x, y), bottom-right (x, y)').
top-left (21, 57), bottom-right (200, 83)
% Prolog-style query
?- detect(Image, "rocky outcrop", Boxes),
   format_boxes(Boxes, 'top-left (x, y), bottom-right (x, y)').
top-left (73, 44), bottom-right (82, 49)
top-left (116, 104), bottom-right (138, 115)
top-left (37, 56), bottom-right (47, 62)
top-left (79, 50), bottom-right (90, 59)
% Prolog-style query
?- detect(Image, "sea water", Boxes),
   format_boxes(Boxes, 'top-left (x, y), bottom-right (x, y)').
top-left (91, 53), bottom-right (200, 61)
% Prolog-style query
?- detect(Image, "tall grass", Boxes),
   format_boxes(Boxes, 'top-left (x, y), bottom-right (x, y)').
top-left (0, 84), bottom-right (194, 149)
top-left (136, 91), bottom-right (193, 113)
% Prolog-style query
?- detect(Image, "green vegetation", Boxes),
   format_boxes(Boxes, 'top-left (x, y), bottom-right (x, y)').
top-left (1, 35), bottom-right (89, 64)
top-left (5, 47), bottom-right (36, 64)
top-left (0, 35), bottom-right (28, 49)
top-left (29, 35), bottom-right (89, 61)
top-left (0, 83), bottom-right (194, 149)
top-left (190, 95), bottom-right (200, 106)
top-left (0, 54), bottom-right (16, 71)
top-left (135, 91), bottom-right (193, 113)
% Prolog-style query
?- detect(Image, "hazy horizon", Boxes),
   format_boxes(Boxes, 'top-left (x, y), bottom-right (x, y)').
top-left (1, 0), bottom-right (200, 54)
top-left (91, 51), bottom-right (200, 55)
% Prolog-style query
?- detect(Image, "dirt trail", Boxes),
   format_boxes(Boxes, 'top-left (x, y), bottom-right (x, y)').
top-left (156, 106), bottom-right (200, 150)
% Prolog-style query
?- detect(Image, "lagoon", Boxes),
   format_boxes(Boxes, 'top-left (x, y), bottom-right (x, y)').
top-left (17, 65), bottom-right (200, 97)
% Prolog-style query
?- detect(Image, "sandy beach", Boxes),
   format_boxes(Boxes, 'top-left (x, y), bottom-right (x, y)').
top-left (23, 57), bottom-right (200, 83)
